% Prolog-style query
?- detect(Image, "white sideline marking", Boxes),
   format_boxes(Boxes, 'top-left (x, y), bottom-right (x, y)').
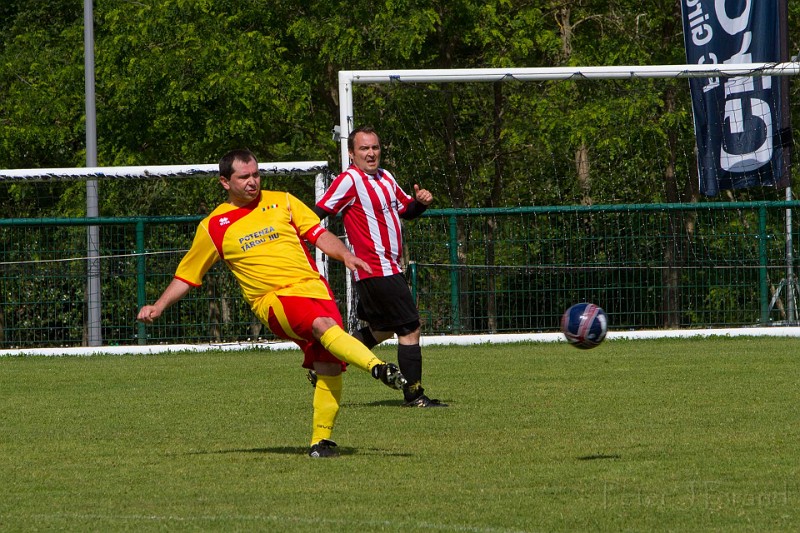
top-left (2, 327), bottom-right (800, 357)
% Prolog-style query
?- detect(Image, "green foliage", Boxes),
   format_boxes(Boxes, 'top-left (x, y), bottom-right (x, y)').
top-left (0, 2), bottom-right (85, 168)
top-left (1, 0), bottom-right (798, 211)
top-left (97, 1), bottom-right (311, 164)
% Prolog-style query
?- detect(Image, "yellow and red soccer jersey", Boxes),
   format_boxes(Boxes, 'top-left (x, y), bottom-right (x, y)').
top-left (174, 191), bottom-right (331, 305)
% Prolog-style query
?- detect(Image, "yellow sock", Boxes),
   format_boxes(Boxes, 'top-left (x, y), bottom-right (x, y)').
top-left (319, 325), bottom-right (382, 373)
top-left (311, 373), bottom-right (342, 446)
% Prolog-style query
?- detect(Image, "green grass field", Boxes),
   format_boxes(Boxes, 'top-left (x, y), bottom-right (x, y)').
top-left (1, 337), bottom-right (798, 532)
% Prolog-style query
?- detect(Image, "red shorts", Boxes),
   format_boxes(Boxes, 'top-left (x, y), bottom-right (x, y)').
top-left (264, 295), bottom-right (347, 371)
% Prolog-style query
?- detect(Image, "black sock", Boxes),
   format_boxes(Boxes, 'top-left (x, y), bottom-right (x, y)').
top-left (352, 326), bottom-right (379, 349)
top-left (398, 343), bottom-right (423, 402)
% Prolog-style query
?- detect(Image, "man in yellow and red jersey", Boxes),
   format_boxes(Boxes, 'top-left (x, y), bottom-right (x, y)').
top-left (137, 149), bottom-right (406, 458)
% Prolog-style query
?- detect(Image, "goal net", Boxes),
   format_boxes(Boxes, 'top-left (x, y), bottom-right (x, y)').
top-left (0, 162), bottom-right (332, 350)
top-left (335, 63), bottom-right (800, 333)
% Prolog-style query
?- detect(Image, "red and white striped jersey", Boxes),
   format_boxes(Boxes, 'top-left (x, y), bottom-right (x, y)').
top-left (316, 165), bottom-right (415, 280)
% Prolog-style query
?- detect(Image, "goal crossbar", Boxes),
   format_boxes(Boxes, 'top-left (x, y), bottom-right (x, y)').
top-left (337, 61), bottom-right (800, 167)
top-left (340, 61), bottom-right (800, 85)
top-left (0, 161), bottom-right (329, 182)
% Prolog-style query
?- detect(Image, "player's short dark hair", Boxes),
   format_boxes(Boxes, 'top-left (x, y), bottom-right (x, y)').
top-left (347, 126), bottom-right (380, 152)
top-left (219, 149), bottom-right (257, 179)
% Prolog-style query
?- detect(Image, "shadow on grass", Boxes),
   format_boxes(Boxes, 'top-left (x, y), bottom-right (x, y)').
top-left (341, 399), bottom-right (404, 407)
top-left (185, 446), bottom-right (414, 457)
top-left (577, 454), bottom-right (621, 461)
top-left (342, 399), bottom-right (453, 408)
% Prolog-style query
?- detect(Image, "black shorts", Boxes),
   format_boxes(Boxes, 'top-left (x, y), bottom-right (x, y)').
top-left (355, 273), bottom-right (420, 334)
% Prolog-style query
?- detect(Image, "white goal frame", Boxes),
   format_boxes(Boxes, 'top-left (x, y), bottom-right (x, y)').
top-left (0, 161), bottom-right (330, 347)
top-left (0, 161), bottom-right (329, 181)
top-left (336, 62), bottom-right (800, 329)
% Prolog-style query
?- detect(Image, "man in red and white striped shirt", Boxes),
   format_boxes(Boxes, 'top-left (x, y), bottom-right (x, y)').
top-left (314, 126), bottom-right (447, 408)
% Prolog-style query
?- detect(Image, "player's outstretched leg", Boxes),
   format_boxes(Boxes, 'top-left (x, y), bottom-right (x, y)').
top-left (371, 361), bottom-right (406, 390)
top-left (307, 362), bottom-right (404, 391)
top-left (318, 324), bottom-right (407, 390)
top-left (307, 326), bottom-right (381, 388)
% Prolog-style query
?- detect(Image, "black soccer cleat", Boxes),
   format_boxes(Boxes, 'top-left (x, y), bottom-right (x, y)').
top-left (308, 439), bottom-right (339, 458)
top-left (371, 363), bottom-right (407, 390)
top-left (403, 395), bottom-right (448, 408)
top-left (307, 369), bottom-right (318, 388)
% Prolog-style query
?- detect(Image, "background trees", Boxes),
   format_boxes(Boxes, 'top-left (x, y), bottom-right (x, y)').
top-left (1, 0), bottom-right (799, 212)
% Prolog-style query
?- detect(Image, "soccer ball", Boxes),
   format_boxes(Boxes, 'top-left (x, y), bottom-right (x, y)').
top-left (560, 302), bottom-right (608, 349)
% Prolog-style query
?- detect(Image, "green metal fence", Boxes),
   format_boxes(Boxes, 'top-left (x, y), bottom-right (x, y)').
top-left (1, 201), bottom-right (798, 349)
top-left (405, 203), bottom-right (797, 334)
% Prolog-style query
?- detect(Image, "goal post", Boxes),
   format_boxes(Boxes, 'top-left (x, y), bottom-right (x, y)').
top-left (0, 161), bottom-right (330, 347)
top-left (0, 162), bottom-right (329, 181)
top-left (337, 62), bottom-right (800, 330)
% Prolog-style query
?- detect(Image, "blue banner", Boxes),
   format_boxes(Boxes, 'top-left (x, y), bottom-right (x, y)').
top-left (681, 0), bottom-right (791, 196)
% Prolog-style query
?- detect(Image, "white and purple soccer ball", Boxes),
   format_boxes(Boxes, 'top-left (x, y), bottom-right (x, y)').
top-left (560, 302), bottom-right (608, 349)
